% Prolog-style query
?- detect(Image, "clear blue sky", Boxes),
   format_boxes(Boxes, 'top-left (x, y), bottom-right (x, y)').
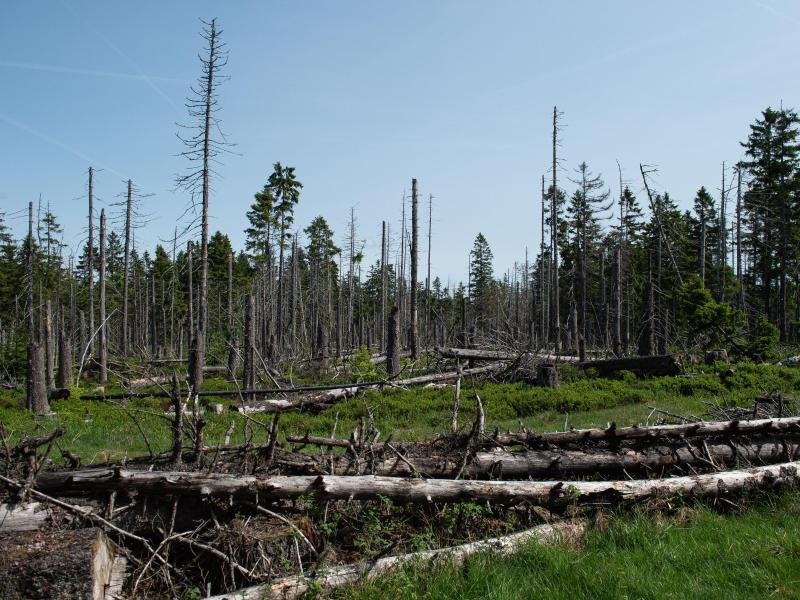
top-left (2, 1), bottom-right (799, 284)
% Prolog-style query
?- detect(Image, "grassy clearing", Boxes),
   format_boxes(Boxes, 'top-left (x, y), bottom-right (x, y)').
top-left (337, 492), bottom-right (800, 600)
top-left (0, 362), bottom-right (798, 462)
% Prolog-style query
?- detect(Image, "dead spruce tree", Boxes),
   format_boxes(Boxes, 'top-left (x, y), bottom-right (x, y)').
top-left (98, 208), bottom-right (108, 383)
top-left (410, 178), bottom-right (419, 359)
top-left (26, 202), bottom-right (48, 414)
top-left (176, 17), bottom-right (230, 390)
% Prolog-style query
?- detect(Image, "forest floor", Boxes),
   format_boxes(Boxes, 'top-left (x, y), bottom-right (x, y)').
top-left (1, 361), bottom-right (799, 598)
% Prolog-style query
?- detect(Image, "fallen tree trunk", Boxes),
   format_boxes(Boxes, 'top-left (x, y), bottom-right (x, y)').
top-left (125, 366), bottom-right (227, 389)
top-left (232, 387), bottom-right (360, 414)
top-left (204, 520), bottom-right (584, 600)
top-left (0, 502), bottom-right (51, 532)
top-left (34, 461), bottom-right (800, 505)
top-left (286, 416), bottom-right (800, 453)
top-left (231, 365), bottom-right (504, 414)
top-left (274, 436), bottom-right (799, 478)
top-left (577, 354), bottom-right (682, 376)
top-left (82, 363), bottom-right (501, 402)
top-left (490, 415), bottom-right (800, 447)
top-left (390, 363), bottom-right (504, 386)
top-left (435, 347), bottom-right (580, 363)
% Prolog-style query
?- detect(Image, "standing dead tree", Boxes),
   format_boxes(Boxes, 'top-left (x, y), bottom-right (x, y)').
top-left (98, 209), bottom-right (108, 383)
top-left (176, 17), bottom-right (230, 391)
top-left (26, 202), bottom-right (48, 414)
top-left (410, 178), bottom-right (419, 359)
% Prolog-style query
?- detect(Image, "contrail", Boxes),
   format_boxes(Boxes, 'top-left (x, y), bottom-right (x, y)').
top-left (753, 1), bottom-right (800, 25)
top-left (56, 0), bottom-right (182, 109)
top-left (0, 112), bottom-right (124, 178)
top-left (0, 60), bottom-right (188, 84)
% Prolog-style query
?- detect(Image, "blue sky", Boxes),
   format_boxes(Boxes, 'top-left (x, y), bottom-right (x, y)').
top-left (1, 1), bottom-right (799, 284)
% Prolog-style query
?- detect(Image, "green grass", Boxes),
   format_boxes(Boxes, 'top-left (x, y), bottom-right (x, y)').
top-left (0, 362), bottom-right (798, 463)
top-left (337, 492), bottom-right (800, 600)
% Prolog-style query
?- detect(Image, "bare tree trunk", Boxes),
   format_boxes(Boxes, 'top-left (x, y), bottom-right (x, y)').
top-left (37, 462), bottom-right (800, 505)
top-left (380, 221), bottom-right (387, 352)
top-left (244, 293), bottom-right (255, 398)
top-left (409, 178), bottom-right (419, 359)
top-left (57, 310), bottom-right (71, 389)
top-left (613, 244), bottom-right (622, 356)
top-left (426, 194), bottom-right (433, 348)
top-left (551, 107), bottom-right (561, 352)
top-left (186, 242), bottom-right (195, 385)
top-left (386, 306), bottom-right (400, 376)
top-left (639, 268), bottom-right (655, 356)
top-left (170, 373), bottom-right (183, 465)
top-left (44, 299), bottom-right (54, 389)
top-left (719, 161), bottom-right (727, 302)
top-left (27, 202), bottom-right (49, 414)
top-left (599, 249), bottom-right (607, 350)
top-left (87, 167), bottom-right (95, 358)
top-left (540, 174), bottom-right (549, 346)
top-left (98, 209), bottom-right (108, 383)
top-left (736, 165), bottom-right (745, 310)
top-left (122, 179), bottom-right (132, 356)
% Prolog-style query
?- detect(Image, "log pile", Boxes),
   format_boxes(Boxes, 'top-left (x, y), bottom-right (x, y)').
top-left (3, 412), bottom-right (800, 598)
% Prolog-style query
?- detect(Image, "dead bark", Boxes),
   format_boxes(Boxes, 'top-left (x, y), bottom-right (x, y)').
top-left (171, 373), bottom-right (183, 464)
top-left (205, 521), bottom-right (583, 600)
top-left (491, 415), bottom-right (800, 447)
top-left (98, 208), bottom-right (108, 383)
top-left (56, 311), bottom-right (71, 389)
top-left (386, 306), bottom-right (400, 376)
top-left (27, 341), bottom-right (49, 415)
top-left (34, 461), bottom-right (800, 505)
top-left (44, 300), bottom-right (54, 389)
top-left (435, 347), bottom-right (580, 363)
top-left (410, 178), bottom-right (419, 359)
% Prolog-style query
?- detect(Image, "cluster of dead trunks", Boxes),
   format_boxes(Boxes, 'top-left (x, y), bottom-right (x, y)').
top-left (2, 410), bottom-right (799, 599)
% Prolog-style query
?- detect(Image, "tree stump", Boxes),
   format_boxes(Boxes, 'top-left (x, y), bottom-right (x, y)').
top-left (0, 528), bottom-right (126, 600)
top-left (536, 363), bottom-right (559, 388)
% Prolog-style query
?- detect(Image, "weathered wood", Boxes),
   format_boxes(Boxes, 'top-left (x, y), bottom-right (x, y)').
top-left (435, 347), bottom-right (580, 363)
top-left (492, 415), bottom-right (800, 446)
top-left (0, 528), bottom-right (122, 600)
top-left (204, 521), bottom-right (584, 600)
top-left (35, 461), bottom-right (800, 505)
top-left (27, 341), bottom-right (50, 415)
top-left (272, 436), bottom-right (800, 479)
top-left (578, 354), bottom-right (682, 376)
top-left (386, 306), bottom-right (400, 376)
top-left (536, 363), bottom-right (559, 388)
top-left (233, 387), bottom-right (360, 414)
top-left (0, 502), bottom-right (51, 532)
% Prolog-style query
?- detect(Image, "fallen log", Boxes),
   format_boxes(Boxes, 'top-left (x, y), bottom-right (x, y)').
top-left (34, 461), bottom-right (800, 505)
top-left (577, 354), bottom-right (682, 376)
top-left (204, 520), bottom-right (584, 600)
top-left (231, 365), bottom-right (504, 414)
top-left (125, 366), bottom-right (227, 389)
top-left (390, 362), bottom-right (504, 386)
top-left (287, 416), bottom-right (800, 454)
top-left (232, 387), bottom-right (360, 414)
top-left (491, 415), bottom-right (800, 447)
top-left (0, 502), bottom-right (51, 532)
top-left (435, 347), bottom-right (580, 363)
top-left (81, 363), bottom-right (500, 402)
top-left (275, 436), bottom-right (799, 478)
